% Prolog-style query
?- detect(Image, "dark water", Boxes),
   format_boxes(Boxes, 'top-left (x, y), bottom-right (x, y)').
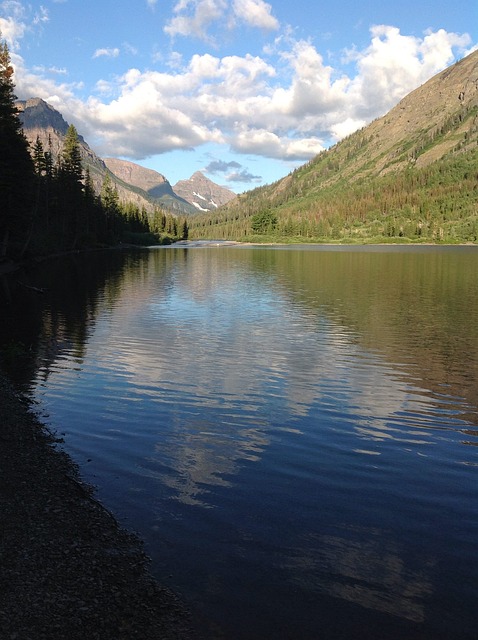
top-left (1, 244), bottom-right (478, 639)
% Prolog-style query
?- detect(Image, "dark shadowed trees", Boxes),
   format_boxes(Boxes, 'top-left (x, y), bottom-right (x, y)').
top-left (0, 36), bottom-right (35, 258)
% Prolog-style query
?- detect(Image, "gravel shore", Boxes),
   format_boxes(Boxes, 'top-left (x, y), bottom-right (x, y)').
top-left (0, 373), bottom-right (196, 640)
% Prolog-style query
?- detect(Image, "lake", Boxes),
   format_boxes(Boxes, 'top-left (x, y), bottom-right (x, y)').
top-left (1, 243), bottom-right (478, 639)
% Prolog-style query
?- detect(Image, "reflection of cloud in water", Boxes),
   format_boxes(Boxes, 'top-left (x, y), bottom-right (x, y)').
top-left (149, 418), bottom-right (270, 507)
top-left (283, 531), bottom-right (435, 623)
top-left (80, 249), bottom-right (466, 504)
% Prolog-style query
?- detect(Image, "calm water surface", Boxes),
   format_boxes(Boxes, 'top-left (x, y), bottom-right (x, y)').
top-left (2, 244), bottom-right (478, 639)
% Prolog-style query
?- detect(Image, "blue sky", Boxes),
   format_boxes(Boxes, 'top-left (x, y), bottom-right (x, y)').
top-left (1, 1), bottom-right (477, 192)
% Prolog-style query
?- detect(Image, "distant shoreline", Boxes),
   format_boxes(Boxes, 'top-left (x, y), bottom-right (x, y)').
top-left (2, 239), bottom-right (476, 276)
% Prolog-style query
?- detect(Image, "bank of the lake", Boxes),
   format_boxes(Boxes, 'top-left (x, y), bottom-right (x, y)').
top-left (0, 372), bottom-right (196, 640)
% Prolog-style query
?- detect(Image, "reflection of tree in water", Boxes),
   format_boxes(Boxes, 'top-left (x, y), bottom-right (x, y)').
top-left (247, 247), bottom-right (478, 426)
top-left (0, 250), bottom-right (146, 388)
top-left (2, 245), bottom-right (477, 639)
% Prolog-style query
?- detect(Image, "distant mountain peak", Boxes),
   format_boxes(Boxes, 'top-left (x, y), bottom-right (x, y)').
top-left (103, 158), bottom-right (195, 212)
top-left (173, 171), bottom-right (235, 212)
top-left (16, 99), bottom-right (203, 215)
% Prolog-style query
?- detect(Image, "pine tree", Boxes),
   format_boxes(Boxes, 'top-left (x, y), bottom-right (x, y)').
top-left (101, 173), bottom-right (121, 240)
top-left (182, 218), bottom-right (189, 240)
top-left (61, 124), bottom-right (83, 185)
top-left (32, 136), bottom-right (46, 175)
top-left (0, 35), bottom-right (35, 258)
top-left (56, 123), bottom-right (85, 248)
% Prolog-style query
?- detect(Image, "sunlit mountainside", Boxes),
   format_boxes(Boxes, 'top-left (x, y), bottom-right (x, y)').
top-left (188, 50), bottom-right (478, 243)
top-left (15, 50), bottom-right (478, 245)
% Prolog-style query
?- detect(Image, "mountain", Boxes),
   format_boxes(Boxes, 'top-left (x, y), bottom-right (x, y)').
top-left (16, 98), bottom-right (158, 213)
top-left (16, 98), bottom-right (106, 182)
top-left (16, 98), bottom-right (196, 215)
top-left (103, 158), bottom-right (196, 215)
top-left (173, 171), bottom-right (235, 211)
top-left (188, 50), bottom-right (478, 243)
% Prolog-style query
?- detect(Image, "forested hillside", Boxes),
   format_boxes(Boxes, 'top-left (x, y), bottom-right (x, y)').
top-left (188, 51), bottom-right (478, 244)
top-left (0, 38), bottom-right (188, 262)
top-left (2, 38), bottom-right (478, 257)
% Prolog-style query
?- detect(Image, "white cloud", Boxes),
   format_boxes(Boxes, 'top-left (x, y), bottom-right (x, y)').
top-left (57, 26), bottom-right (472, 162)
top-left (79, 69), bottom-right (225, 157)
top-left (344, 25), bottom-right (471, 120)
top-left (93, 47), bottom-right (120, 59)
top-left (33, 5), bottom-right (49, 25)
top-left (4, 0), bottom-right (473, 169)
top-left (164, 0), bottom-right (227, 42)
top-left (231, 127), bottom-right (324, 159)
top-left (0, 1), bottom-right (27, 49)
top-left (232, 0), bottom-right (279, 31)
top-left (330, 117), bottom-right (366, 141)
top-left (164, 0), bottom-right (278, 41)
top-left (32, 64), bottom-right (68, 75)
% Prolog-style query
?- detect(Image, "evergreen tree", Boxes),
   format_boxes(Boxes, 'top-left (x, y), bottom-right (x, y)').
top-left (32, 136), bottom-right (46, 175)
top-left (101, 173), bottom-right (121, 240)
top-left (101, 173), bottom-right (120, 214)
top-left (182, 218), bottom-right (189, 240)
top-left (57, 123), bottom-right (84, 248)
top-left (83, 166), bottom-right (97, 240)
top-left (61, 125), bottom-right (83, 182)
top-left (0, 35), bottom-right (35, 258)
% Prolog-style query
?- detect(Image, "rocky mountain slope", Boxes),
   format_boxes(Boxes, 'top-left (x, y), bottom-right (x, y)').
top-left (16, 98), bottom-right (214, 215)
top-left (173, 171), bottom-right (235, 211)
top-left (16, 98), bottom-right (156, 211)
top-left (103, 158), bottom-right (195, 214)
top-left (258, 49), bottom-right (478, 199)
top-left (16, 98), bottom-right (106, 182)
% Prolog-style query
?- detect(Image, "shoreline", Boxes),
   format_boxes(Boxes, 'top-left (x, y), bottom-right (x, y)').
top-left (2, 237), bottom-right (477, 276)
top-left (0, 372), bottom-right (197, 639)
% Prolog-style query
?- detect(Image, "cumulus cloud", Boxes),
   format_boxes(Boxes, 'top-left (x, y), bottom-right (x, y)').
top-left (232, 0), bottom-right (279, 31)
top-left (344, 25), bottom-right (471, 120)
top-left (164, 0), bottom-right (228, 42)
top-left (42, 25), bottom-right (470, 162)
top-left (0, 0), bottom-right (28, 49)
top-left (4, 0), bottom-right (473, 172)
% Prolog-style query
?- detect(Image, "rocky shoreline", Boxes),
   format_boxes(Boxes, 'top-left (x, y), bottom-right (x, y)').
top-left (0, 373), bottom-right (196, 639)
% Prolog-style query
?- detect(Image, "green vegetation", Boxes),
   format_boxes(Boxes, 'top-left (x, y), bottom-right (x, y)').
top-left (188, 53), bottom-right (478, 245)
top-left (0, 36), bottom-right (188, 261)
top-left (2, 36), bottom-right (477, 253)
top-left (188, 146), bottom-right (478, 244)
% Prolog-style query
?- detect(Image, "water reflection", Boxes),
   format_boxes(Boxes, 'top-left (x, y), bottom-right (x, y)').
top-left (285, 531), bottom-right (435, 623)
top-left (1, 245), bottom-right (478, 638)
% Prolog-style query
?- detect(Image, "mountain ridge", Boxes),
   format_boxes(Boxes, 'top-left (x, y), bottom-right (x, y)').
top-left (187, 50), bottom-right (478, 242)
top-left (274, 50), bottom-right (478, 195)
top-left (15, 98), bottom-right (230, 216)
